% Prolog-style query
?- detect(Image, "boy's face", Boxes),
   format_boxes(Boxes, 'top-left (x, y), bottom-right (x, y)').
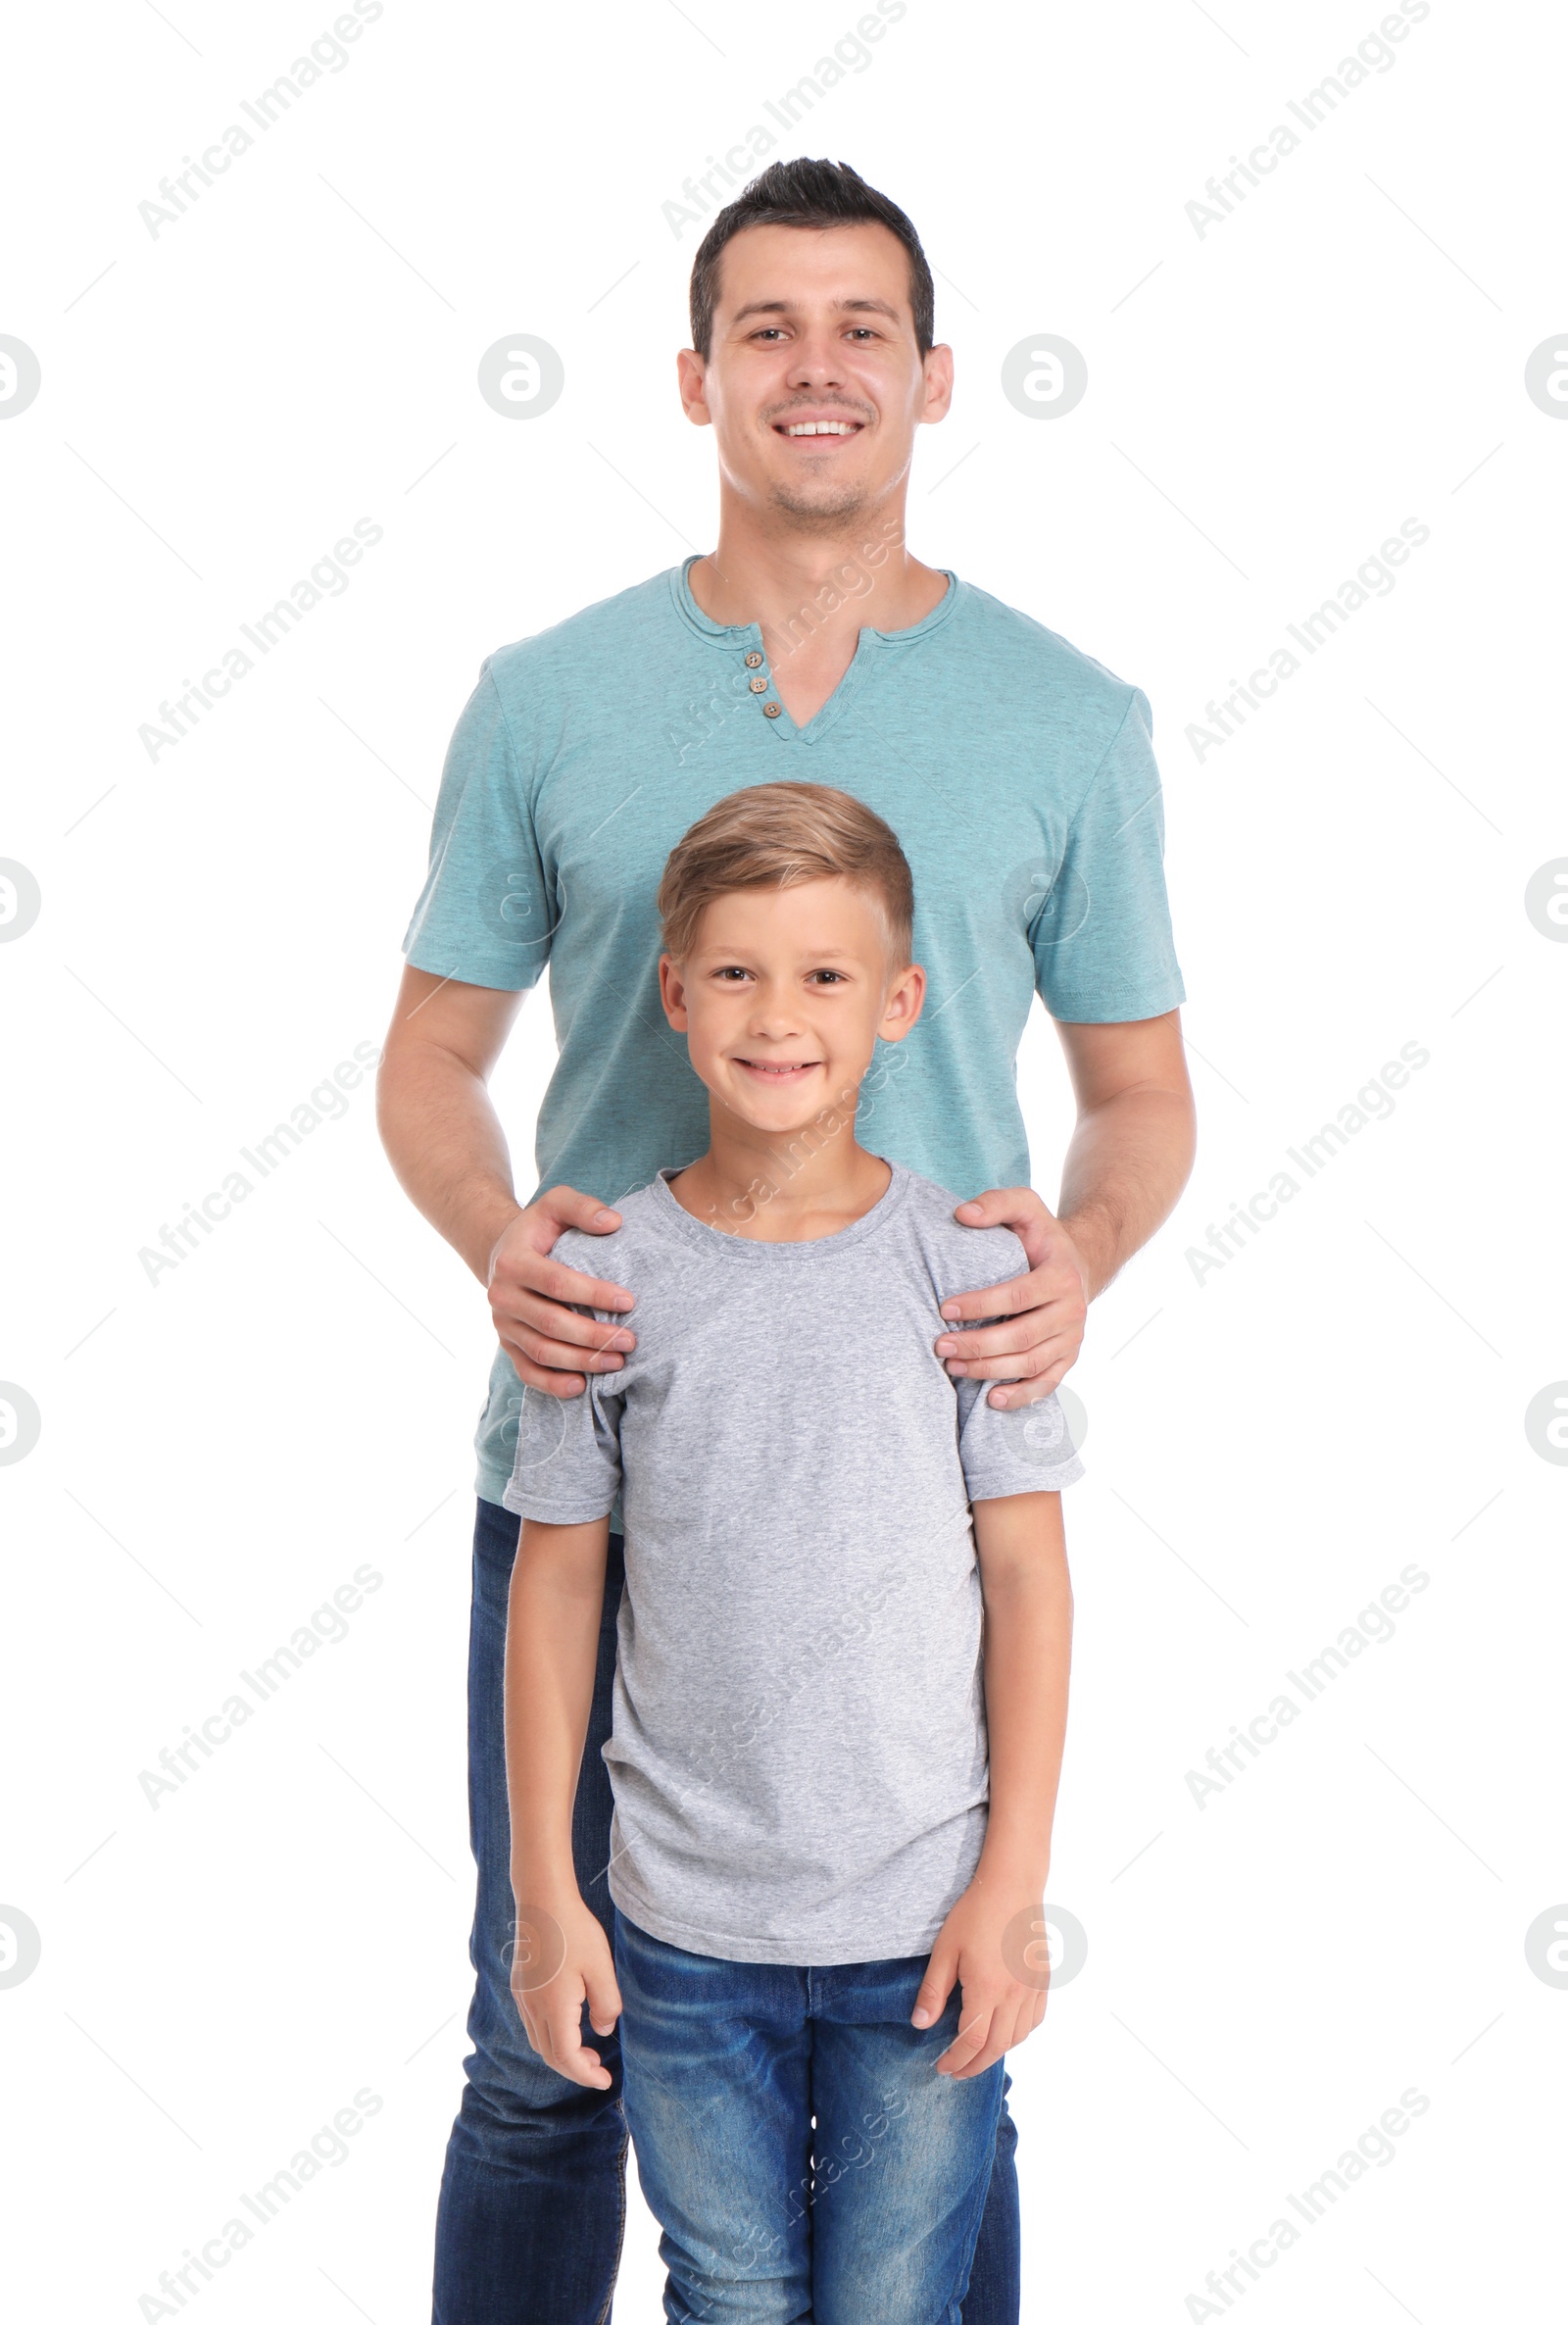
top-left (659, 877), bottom-right (925, 1138)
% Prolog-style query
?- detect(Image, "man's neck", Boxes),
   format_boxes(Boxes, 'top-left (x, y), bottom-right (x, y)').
top-left (686, 494), bottom-right (949, 716)
top-left (669, 1103), bottom-right (891, 1244)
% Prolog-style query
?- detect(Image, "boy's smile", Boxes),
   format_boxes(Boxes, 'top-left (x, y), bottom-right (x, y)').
top-left (733, 1057), bottom-right (822, 1079)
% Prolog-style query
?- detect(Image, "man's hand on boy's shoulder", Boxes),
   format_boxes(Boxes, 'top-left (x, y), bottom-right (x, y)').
top-left (488, 1185), bottom-right (637, 1399)
top-left (935, 1188), bottom-right (1091, 1407)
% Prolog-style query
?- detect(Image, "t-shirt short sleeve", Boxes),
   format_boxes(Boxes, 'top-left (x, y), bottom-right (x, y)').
top-left (956, 1379), bottom-right (1085, 1501)
top-left (500, 1333), bottom-right (625, 1523)
top-left (401, 661), bottom-right (555, 994)
top-left (1035, 685), bottom-right (1185, 1024)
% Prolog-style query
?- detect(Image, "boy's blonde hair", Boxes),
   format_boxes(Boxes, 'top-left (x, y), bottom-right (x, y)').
top-left (657, 782), bottom-right (914, 966)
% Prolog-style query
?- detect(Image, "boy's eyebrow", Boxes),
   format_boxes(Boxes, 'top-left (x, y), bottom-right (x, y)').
top-left (728, 295), bottom-right (904, 327)
top-left (694, 942), bottom-right (861, 958)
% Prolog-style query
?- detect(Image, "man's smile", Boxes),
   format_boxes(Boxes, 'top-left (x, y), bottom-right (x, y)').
top-left (771, 408), bottom-right (867, 442)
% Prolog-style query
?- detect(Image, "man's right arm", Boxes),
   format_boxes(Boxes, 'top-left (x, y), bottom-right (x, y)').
top-left (375, 965), bottom-right (636, 1395)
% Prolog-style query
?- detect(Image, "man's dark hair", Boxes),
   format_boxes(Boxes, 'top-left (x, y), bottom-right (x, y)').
top-left (688, 158), bottom-right (935, 361)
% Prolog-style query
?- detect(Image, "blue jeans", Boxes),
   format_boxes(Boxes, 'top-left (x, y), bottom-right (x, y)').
top-left (431, 1497), bottom-right (1020, 2323)
top-left (616, 1911), bottom-right (1004, 2324)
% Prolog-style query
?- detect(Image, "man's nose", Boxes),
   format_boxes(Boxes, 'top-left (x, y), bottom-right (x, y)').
top-left (785, 329), bottom-right (849, 392)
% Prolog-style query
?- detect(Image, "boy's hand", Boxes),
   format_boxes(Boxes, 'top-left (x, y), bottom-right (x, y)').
top-left (510, 1894), bottom-right (622, 2089)
top-left (936, 1187), bottom-right (1089, 1408)
top-left (489, 1186), bottom-right (637, 1398)
top-left (912, 1880), bottom-right (1050, 2079)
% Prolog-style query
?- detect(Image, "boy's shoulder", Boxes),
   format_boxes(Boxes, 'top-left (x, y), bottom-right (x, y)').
top-left (893, 1169), bottom-right (1032, 1304)
top-left (550, 1167), bottom-right (1033, 1311)
top-left (552, 1176), bottom-right (688, 1308)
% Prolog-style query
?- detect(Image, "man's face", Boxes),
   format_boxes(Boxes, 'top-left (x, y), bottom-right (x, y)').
top-left (677, 223), bottom-right (953, 530)
top-left (659, 876), bottom-right (924, 1140)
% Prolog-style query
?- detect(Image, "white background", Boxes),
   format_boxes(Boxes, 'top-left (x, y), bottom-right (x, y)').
top-left (3, 1), bottom-right (1564, 2318)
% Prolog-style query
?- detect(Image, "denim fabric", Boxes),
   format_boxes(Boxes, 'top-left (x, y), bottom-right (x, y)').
top-left (430, 1499), bottom-right (1019, 2324)
top-left (615, 1911), bottom-right (1004, 2324)
top-left (431, 1501), bottom-right (628, 2323)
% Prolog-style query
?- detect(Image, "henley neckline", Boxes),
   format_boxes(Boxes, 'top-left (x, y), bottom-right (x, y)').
top-left (666, 556), bottom-right (962, 747)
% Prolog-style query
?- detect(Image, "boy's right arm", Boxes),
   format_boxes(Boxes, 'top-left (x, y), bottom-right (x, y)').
top-left (504, 1512), bottom-right (621, 2089)
top-left (375, 965), bottom-right (638, 1392)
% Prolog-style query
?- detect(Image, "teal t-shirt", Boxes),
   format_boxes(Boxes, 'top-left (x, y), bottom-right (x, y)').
top-left (402, 557), bottom-right (1185, 1505)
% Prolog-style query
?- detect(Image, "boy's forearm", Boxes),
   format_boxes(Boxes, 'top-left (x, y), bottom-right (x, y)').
top-left (971, 1493), bottom-right (1073, 1890)
top-left (504, 1517), bottom-right (612, 1898)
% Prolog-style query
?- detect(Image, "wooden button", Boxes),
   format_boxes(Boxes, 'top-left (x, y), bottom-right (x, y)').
top-left (744, 650), bottom-right (763, 668)
top-left (762, 702), bottom-right (782, 718)
top-left (749, 675), bottom-right (767, 693)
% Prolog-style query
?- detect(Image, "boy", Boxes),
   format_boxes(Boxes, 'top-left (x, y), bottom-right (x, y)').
top-left (502, 782), bottom-right (1081, 2322)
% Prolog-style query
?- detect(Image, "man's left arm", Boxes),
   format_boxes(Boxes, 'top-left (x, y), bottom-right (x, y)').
top-left (935, 1010), bottom-right (1196, 1407)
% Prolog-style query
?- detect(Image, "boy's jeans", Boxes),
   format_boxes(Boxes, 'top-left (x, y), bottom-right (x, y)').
top-left (431, 1495), bottom-right (1020, 2325)
top-left (615, 1910), bottom-right (1004, 2325)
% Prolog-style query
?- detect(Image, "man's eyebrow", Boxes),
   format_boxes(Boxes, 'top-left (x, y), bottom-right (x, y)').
top-left (728, 296), bottom-right (905, 326)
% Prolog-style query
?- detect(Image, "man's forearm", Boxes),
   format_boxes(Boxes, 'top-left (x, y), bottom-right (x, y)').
top-left (377, 1038), bottom-right (523, 1283)
top-left (1057, 1082), bottom-right (1196, 1301)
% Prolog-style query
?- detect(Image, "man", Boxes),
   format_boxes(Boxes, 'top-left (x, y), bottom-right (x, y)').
top-left (378, 158), bottom-right (1196, 2325)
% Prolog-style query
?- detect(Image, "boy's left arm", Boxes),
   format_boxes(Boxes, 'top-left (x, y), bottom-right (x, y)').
top-left (911, 1489), bottom-right (1072, 2077)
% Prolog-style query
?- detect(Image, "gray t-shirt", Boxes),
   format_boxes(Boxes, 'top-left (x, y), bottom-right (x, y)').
top-left (502, 1162), bottom-right (1084, 1966)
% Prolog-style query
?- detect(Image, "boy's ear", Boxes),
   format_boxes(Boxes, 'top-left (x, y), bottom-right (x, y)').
top-left (658, 953), bottom-right (690, 1031)
top-left (877, 961), bottom-right (926, 1045)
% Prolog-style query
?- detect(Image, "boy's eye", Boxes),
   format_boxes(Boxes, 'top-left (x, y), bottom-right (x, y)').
top-left (714, 965), bottom-right (753, 982)
top-left (810, 970), bottom-right (846, 985)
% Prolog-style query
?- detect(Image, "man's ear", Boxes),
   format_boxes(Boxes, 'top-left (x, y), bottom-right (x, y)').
top-left (659, 953), bottom-right (691, 1030)
top-left (676, 349), bottom-right (712, 428)
top-left (877, 961), bottom-right (926, 1044)
top-left (918, 344), bottom-right (955, 426)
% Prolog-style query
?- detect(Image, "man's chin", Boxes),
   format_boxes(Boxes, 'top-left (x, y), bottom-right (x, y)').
top-left (765, 478), bottom-right (874, 529)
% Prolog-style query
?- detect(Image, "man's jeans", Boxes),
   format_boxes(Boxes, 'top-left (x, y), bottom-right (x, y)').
top-left (615, 1910), bottom-right (1004, 2324)
top-left (431, 1496), bottom-right (1020, 2324)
